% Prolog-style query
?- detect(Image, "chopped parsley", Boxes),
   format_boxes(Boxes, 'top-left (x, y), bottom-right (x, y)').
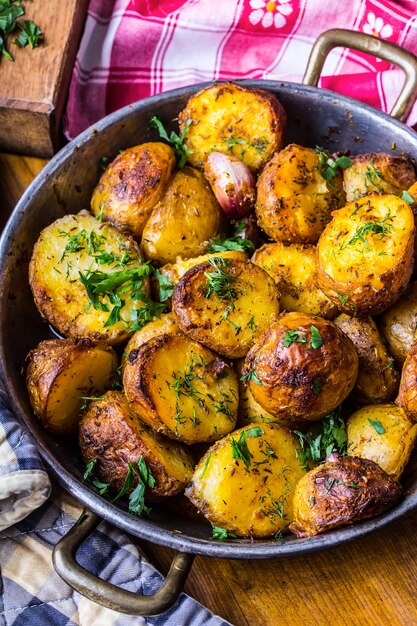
top-left (245, 426), bottom-right (264, 438)
top-left (293, 407), bottom-right (347, 471)
top-left (368, 418), bottom-right (386, 435)
top-left (13, 18), bottom-right (42, 49)
top-left (207, 237), bottom-right (255, 254)
top-left (82, 459), bottom-right (111, 496)
top-left (113, 456), bottom-right (156, 516)
top-left (0, 1), bottom-right (43, 61)
top-left (282, 326), bottom-right (323, 349)
top-left (240, 369), bottom-right (262, 385)
top-left (211, 525), bottom-right (237, 541)
top-left (316, 146), bottom-right (353, 182)
top-left (223, 134), bottom-right (269, 158)
top-left (154, 271), bottom-right (174, 302)
top-left (337, 293), bottom-right (349, 307)
top-left (150, 115), bottom-right (192, 168)
top-left (401, 189), bottom-right (415, 205)
top-left (231, 431), bottom-right (252, 468)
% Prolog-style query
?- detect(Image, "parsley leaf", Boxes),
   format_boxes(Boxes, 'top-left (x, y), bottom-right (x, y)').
top-left (13, 19), bottom-right (42, 48)
top-left (240, 369), bottom-right (262, 385)
top-left (368, 418), bottom-right (386, 435)
top-left (113, 456), bottom-right (156, 516)
top-left (309, 325), bottom-right (323, 349)
top-left (401, 190), bottom-right (415, 205)
top-left (293, 407), bottom-right (347, 470)
top-left (231, 431), bottom-right (252, 468)
top-left (207, 237), bottom-right (255, 254)
top-left (83, 459), bottom-right (97, 481)
top-left (154, 271), bottom-right (174, 302)
top-left (0, 2), bottom-right (42, 61)
top-left (282, 328), bottom-right (307, 347)
top-left (150, 115), bottom-right (192, 168)
top-left (316, 146), bottom-right (353, 182)
top-left (245, 426), bottom-right (265, 438)
top-left (211, 525), bottom-right (237, 541)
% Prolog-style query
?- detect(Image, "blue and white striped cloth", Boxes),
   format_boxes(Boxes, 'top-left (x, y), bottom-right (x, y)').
top-left (0, 392), bottom-right (231, 626)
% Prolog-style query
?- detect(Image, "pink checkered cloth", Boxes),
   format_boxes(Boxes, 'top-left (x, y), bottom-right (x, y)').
top-left (64, 0), bottom-right (417, 140)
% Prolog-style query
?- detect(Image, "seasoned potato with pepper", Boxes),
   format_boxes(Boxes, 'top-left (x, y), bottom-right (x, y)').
top-left (290, 454), bottom-right (402, 537)
top-left (186, 423), bottom-right (306, 538)
top-left (242, 312), bottom-right (358, 423)
top-left (173, 257), bottom-right (280, 358)
top-left (252, 242), bottom-right (337, 318)
top-left (379, 281), bottom-right (417, 365)
top-left (343, 153), bottom-right (416, 202)
top-left (255, 144), bottom-right (345, 244)
top-left (347, 404), bottom-right (417, 480)
top-left (26, 339), bottom-right (117, 435)
top-left (29, 213), bottom-right (150, 345)
top-left (90, 142), bottom-right (175, 239)
top-left (123, 333), bottom-right (238, 444)
top-left (178, 82), bottom-right (286, 172)
top-left (79, 391), bottom-right (194, 497)
top-left (160, 250), bottom-right (247, 286)
top-left (317, 194), bottom-right (414, 315)
top-left (121, 313), bottom-right (180, 370)
top-left (141, 167), bottom-right (223, 265)
top-left (334, 314), bottom-right (399, 404)
top-left (396, 341), bottom-right (417, 422)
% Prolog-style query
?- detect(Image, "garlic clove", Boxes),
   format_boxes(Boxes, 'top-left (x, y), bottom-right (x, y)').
top-left (204, 152), bottom-right (256, 220)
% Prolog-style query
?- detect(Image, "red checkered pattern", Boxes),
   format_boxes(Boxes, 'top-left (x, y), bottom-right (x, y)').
top-left (64, 0), bottom-right (417, 140)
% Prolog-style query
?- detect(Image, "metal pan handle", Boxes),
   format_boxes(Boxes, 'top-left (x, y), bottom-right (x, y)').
top-left (303, 28), bottom-right (417, 121)
top-left (53, 508), bottom-right (195, 616)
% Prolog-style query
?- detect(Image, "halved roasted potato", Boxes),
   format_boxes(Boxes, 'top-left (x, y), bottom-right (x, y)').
top-left (29, 213), bottom-right (151, 345)
top-left (123, 333), bottom-right (238, 444)
top-left (90, 142), bottom-right (176, 239)
top-left (185, 423), bottom-right (306, 538)
top-left (396, 340), bottom-right (417, 422)
top-left (290, 454), bottom-right (402, 537)
top-left (334, 314), bottom-right (399, 404)
top-left (347, 404), bottom-right (417, 480)
top-left (178, 82), bottom-right (285, 172)
top-left (317, 194), bottom-right (415, 315)
top-left (173, 257), bottom-right (280, 358)
top-left (121, 312), bottom-right (180, 370)
top-left (379, 281), bottom-right (417, 365)
top-left (160, 250), bottom-right (247, 286)
top-left (79, 391), bottom-right (194, 497)
top-left (242, 312), bottom-right (358, 423)
top-left (252, 242), bottom-right (337, 318)
top-left (255, 144), bottom-right (345, 244)
top-left (343, 153), bottom-right (416, 202)
top-left (26, 338), bottom-right (118, 435)
top-left (141, 167), bottom-right (223, 265)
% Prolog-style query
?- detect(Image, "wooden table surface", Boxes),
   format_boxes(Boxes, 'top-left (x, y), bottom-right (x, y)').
top-left (2, 152), bottom-right (417, 626)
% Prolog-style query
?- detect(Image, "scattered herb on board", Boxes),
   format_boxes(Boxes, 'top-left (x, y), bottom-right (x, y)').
top-left (149, 115), bottom-right (192, 168)
top-left (293, 407), bottom-right (347, 470)
top-left (0, 1), bottom-right (43, 62)
top-left (211, 525), bottom-right (237, 541)
top-left (368, 418), bottom-right (386, 435)
top-left (207, 236), bottom-right (255, 254)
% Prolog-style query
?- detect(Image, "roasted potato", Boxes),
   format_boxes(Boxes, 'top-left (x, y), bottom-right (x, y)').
top-left (141, 167), bottom-right (223, 265)
top-left (29, 213), bottom-right (151, 345)
top-left (90, 142), bottom-right (176, 239)
top-left (26, 339), bottom-right (117, 435)
top-left (255, 144), bottom-right (345, 244)
top-left (317, 194), bottom-right (415, 315)
top-left (347, 404), bottom-right (417, 480)
top-left (178, 82), bottom-right (286, 172)
top-left (123, 333), bottom-right (238, 444)
top-left (252, 242), bottom-right (337, 319)
top-left (79, 391), bottom-right (194, 497)
top-left (185, 423), bottom-right (306, 538)
top-left (379, 281), bottom-right (417, 365)
top-left (334, 314), bottom-right (399, 404)
top-left (242, 312), bottom-right (358, 423)
top-left (160, 250), bottom-right (247, 286)
top-left (290, 454), bottom-right (402, 537)
top-left (396, 340), bottom-right (417, 422)
top-left (343, 153), bottom-right (416, 202)
top-left (235, 359), bottom-right (279, 427)
top-left (173, 257), bottom-right (280, 358)
top-left (121, 313), bottom-right (179, 370)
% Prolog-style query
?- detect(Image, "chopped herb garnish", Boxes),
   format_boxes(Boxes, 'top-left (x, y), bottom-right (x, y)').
top-left (223, 134), bottom-right (269, 158)
top-left (311, 379), bottom-right (322, 396)
top-left (207, 236), bottom-right (255, 255)
top-left (211, 525), bottom-right (237, 541)
top-left (82, 459), bottom-right (111, 495)
top-left (337, 293), bottom-right (349, 307)
top-left (154, 271), bottom-right (174, 302)
top-left (231, 431), bottom-right (252, 468)
top-left (245, 426), bottom-right (265, 438)
top-left (293, 407), bottom-right (347, 470)
top-left (342, 210), bottom-right (394, 252)
top-left (310, 325), bottom-right (323, 349)
top-left (240, 369), bottom-right (262, 385)
top-left (83, 459), bottom-right (97, 482)
top-left (274, 530), bottom-right (285, 544)
top-left (204, 256), bottom-right (238, 302)
top-left (401, 190), bottom-right (415, 205)
top-left (282, 328), bottom-right (307, 347)
top-left (0, 2), bottom-right (43, 61)
top-left (13, 19), bottom-right (42, 49)
top-left (150, 115), bottom-right (192, 168)
top-left (99, 155), bottom-right (109, 171)
top-left (316, 146), bottom-right (353, 182)
top-left (113, 456), bottom-right (156, 517)
top-left (368, 418), bottom-right (386, 435)
top-left (200, 453), bottom-right (211, 479)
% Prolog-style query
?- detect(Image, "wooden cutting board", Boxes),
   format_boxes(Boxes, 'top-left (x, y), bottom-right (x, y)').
top-left (0, 0), bottom-right (89, 157)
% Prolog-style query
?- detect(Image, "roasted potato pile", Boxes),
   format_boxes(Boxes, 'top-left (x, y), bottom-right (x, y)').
top-left (27, 82), bottom-right (417, 541)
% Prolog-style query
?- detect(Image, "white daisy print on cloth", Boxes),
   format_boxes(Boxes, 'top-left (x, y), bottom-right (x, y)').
top-left (363, 12), bottom-right (393, 39)
top-left (249, 0), bottom-right (293, 29)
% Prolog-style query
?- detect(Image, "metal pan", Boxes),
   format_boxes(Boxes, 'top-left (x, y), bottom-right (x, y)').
top-left (1, 29), bottom-right (417, 615)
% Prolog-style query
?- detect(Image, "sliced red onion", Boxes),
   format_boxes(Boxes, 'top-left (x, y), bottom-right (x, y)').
top-left (204, 152), bottom-right (256, 220)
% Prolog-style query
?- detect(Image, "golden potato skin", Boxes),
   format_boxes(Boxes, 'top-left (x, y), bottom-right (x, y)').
top-left (242, 312), bottom-right (358, 423)
top-left (334, 314), bottom-right (399, 404)
top-left (235, 359), bottom-right (280, 427)
top-left (178, 82), bottom-right (286, 172)
top-left (173, 258), bottom-right (280, 358)
top-left (255, 144), bottom-right (345, 244)
top-left (90, 142), bottom-right (176, 239)
top-left (317, 194), bottom-right (415, 316)
top-left (379, 281), bottom-right (417, 365)
top-left (29, 213), bottom-right (150, 345)
top-left (186, 423), bottom-right (306, 538)
top-left (79, 391), bottom-right (194, 497)
top-left (123, 333), bottom-right (238, 444)
top-left (290, 455), bottom-right (402, 537)
top-left (343, 153), bottom-right (416, 202)
top-left (26, 339), bottom-right (118, 435)
top-left (347, 404), bottom-right (417, 480)
top-left (160, 250), bottom-right (247, 286)
top-left (252, 242), bottom-right (337, 319)
top-left (141, 167), bottom-right (223, 265)
top-left (396, 341), bottom-right (417, 422)
top-left (121, 313), bottom-right (179, 370)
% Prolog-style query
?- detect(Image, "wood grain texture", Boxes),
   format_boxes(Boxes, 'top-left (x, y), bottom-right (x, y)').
top-left (2, 151), bottom-right (417, 626)
top-left (0, 0), bottom-right (89, 156)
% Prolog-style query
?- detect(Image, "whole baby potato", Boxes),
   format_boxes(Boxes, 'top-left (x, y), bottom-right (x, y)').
top-left (141, 167), bottom-right (223, 265)
top-left (396, 341), bottom-right (417, 422)
top-left (255, 144), bottom-right (345, 244)
top-left (379, 281), bottom-right (417, 365)
top-left (91, 142), bottom-right (176, 239)
top-left (290, 454), bottom-right (402, 537)
top-left (347, 404), bottom-right (417, 480)
top-left (242, 312), bottom-right (358, 423)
